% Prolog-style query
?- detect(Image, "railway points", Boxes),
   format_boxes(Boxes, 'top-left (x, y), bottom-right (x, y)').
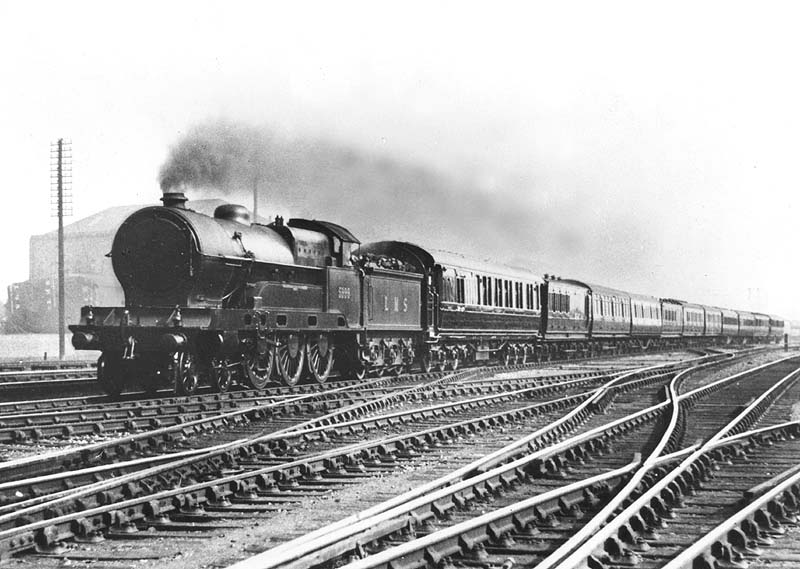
top-left (0, 348), bottom-right (793, 569)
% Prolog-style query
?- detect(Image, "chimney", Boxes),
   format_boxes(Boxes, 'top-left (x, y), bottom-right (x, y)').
top-left (161, 191), bottom-right (188, 209)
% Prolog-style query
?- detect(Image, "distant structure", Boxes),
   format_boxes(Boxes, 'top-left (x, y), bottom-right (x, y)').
top-left (4, 199), bottom-right (230, 333)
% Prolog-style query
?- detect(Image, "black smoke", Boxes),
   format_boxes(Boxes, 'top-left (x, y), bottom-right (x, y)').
top-left (158, 119), bottom-right (548, 266)
top-left (159, 121), bottom-right (277, 193)
top-left (158, 119), bottom-right (655, 286)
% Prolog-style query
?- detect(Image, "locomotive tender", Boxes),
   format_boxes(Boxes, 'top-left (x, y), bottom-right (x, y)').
top-left (69, 192), bottom-right (785, 395)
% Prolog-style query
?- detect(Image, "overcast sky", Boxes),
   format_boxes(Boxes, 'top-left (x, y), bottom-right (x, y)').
top-left (1, 1), bottom-right (798, 319)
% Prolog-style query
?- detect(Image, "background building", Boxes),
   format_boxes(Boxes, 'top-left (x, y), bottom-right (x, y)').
top-left (5, 199), bottom-right (227, 333)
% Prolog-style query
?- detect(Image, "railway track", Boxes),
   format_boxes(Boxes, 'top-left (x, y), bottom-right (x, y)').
top-left (0, 349), bottom-right (790, 568)
top-left (0, 367), bottom-right (624, 451)
top-left (0, 351), bottom-right (701, 449)
top-left (0, 345), bottom-right (704, 402)
top-left (224, 354), bottom-right (800, 569)
top-left (0, 353), bottom-right (712, 564)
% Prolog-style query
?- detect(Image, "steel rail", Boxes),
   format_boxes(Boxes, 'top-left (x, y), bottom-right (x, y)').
top-left (0, 389), bottom-right (595, 518)
top-left (660, 466), bottom-right (800, 569)
top-left (547, 354), bottom-right (800, 569)
top-left (0, 380), bottom-right (353, 416)
top-left (232, 351), bottom-right (800, 569)
top-left (529, 357), bottom-right (722, 569)
top-left (0, 376), bottom-right (601, 506)
top-left (0, 353), bottom-right (722, 559)
top-left (338, 420), bottom-right (800, 569)
top-left (227, 355), bottom-right (723, 569)
top-left (0, 368), bottom-right (471, 484)
top-left (0, 443), bottom-right (232, 514)
top-left (338, 459), bottom-right (644, 569)
top-left (0, 388), bottom-right (594, 555)
top-left (0, 369), bottom-right (499, 512)
top-left (0, 356), bottom-right (692, 556)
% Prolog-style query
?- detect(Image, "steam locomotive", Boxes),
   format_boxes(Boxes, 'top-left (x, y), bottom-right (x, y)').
top-left (69, 192), bottom-right (784, 395)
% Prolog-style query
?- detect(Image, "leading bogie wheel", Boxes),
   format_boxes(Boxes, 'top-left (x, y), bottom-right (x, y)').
top-left (307, 335), bottom-right (335, 384)
top-left (277, 334), bottom-right (305, 386)
top-left (97, 353), bottom-right (125, 397)
top-left (212, 358), bottom-right (235, 393)
top-left (173, 351), bottom-right (200, 395)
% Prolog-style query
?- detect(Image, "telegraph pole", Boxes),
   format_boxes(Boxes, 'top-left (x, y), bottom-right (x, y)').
top-left (50, 139), bottom-right (72, 359)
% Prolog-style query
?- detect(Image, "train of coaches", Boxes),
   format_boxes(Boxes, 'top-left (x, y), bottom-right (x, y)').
top-left (69, 192), bottom-right (784, 395)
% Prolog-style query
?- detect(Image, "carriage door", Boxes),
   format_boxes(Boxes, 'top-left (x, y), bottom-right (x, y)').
top-left (426, 270), bottom-right (439, 332)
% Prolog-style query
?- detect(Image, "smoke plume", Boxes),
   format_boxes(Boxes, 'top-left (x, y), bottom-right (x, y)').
top-left (159, 119), bottom-right (654, 283)
top-left (159, 119), bottom-right (547, 265)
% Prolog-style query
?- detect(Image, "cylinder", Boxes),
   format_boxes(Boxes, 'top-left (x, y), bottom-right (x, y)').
top-left (71, 332), bottom-right (98, 350)
top-left (160, 333), bottom-right (187, 351)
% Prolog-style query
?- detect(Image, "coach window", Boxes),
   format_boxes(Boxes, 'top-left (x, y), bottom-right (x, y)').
top-left (476, 276), bottom-right (482, 305)
top-left (456, 277), bottom-right (465, 304)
